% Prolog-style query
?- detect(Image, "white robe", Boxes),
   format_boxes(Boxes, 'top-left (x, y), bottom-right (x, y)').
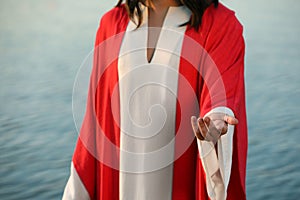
top-left (118, 5), bottom-right (190, 200)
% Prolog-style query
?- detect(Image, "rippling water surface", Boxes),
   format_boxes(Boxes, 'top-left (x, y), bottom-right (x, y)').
top-left (0, 0), bottom-right (299, 199)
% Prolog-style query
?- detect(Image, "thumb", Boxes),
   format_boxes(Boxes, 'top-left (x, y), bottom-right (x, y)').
top-left (224, 115), bottom-right (239, 125)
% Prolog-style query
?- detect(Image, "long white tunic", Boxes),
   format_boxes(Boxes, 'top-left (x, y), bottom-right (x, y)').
top-left (118, 5), bottom-right (191, 200)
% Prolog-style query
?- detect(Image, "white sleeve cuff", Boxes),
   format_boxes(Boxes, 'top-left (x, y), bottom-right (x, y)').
top-left (197, 106), bottom-right (235, 200)
top-left (62, 162), bottom-right (90, 200)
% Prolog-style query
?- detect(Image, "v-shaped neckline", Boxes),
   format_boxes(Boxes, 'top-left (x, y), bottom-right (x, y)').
top-left (143, 5), bottom-right (190, 64)
top-left (124, 4), bottom-right (191, 65)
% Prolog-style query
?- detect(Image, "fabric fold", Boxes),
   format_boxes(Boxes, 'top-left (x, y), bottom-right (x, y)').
top-left (197, 106), bottom-right (235, 200)
top-left (62, 162), bottom-right (90, 200)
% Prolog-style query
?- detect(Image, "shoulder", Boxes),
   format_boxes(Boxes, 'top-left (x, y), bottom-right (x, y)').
top-left (95, 4), bottom-right (129, 44)
top-left (198, 3), bottom-right (244, 52)
top-left (197, 3), bottom-right (245, 72)
top-left (201, 3), bottom-right (243, 36)
top-left (100, 4), bottom-right (128, 25)
top-left (207, 3), bottom-right (236, 19)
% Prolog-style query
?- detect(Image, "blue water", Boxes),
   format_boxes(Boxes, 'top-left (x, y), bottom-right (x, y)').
top-left (0, 0), bottom-right (299, 199)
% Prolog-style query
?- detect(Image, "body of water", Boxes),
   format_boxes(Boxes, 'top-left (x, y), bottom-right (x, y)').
top-left (0, 0), bottom-right (299, 199)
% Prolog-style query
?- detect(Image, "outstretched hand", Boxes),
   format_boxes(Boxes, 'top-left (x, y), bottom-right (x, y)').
top-left (191, 113), bottom-right (238, 141)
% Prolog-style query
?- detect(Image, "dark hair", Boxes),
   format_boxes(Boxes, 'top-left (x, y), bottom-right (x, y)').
top-left (116, 0), bottom-right (218, 30)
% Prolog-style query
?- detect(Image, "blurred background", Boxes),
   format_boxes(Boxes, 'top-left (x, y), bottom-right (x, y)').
top-left (0, 0), bottom-right (299, 199)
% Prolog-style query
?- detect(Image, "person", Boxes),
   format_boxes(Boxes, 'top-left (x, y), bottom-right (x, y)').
top-left (62, 0), bottom-right (247, 199)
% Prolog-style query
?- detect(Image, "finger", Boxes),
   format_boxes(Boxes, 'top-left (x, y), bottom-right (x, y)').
top-left (191, 116), bottom-right (204, 140)
top-left (221, 123), bottom-right (228, 135)
top-left (224, 115), bottom-right (239, 125)
top-left (204, 117), bottom-right (222, 142)
top-left (197, 117), bottom-right (208, 139)
top-left (204, 117), bottom-right (210, 126)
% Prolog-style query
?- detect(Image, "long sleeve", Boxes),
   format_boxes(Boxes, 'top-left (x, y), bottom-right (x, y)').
top-left (197, 5), bottom-right (247, 200)
top-left (197, 107), bottom-right (235, 200)
top-left (62, 5), bottom-right (130, 200)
